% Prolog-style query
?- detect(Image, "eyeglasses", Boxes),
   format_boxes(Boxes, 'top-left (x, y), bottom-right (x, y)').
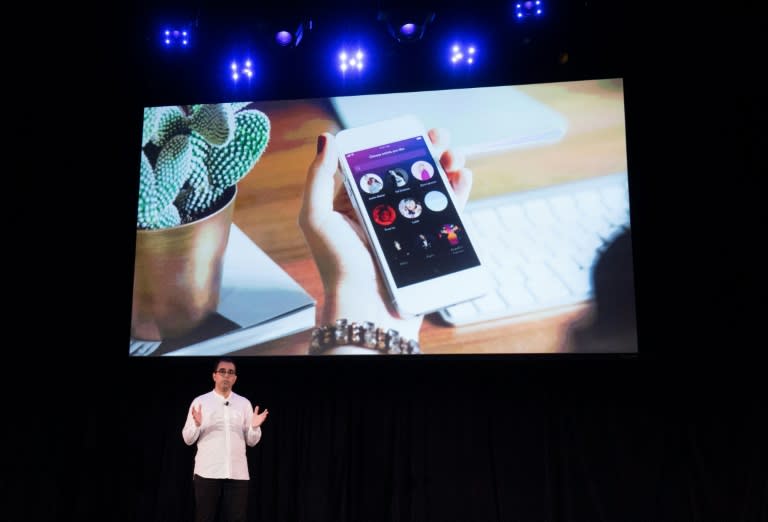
top-left (215, 369), bottom-right (236, 376)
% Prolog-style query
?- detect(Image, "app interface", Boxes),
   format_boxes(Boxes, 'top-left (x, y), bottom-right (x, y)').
top-left (345, 136), bottom-right (481, 288)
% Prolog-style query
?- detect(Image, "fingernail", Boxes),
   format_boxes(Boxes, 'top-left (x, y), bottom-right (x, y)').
top-left (316, 134), bottom-right (327, 154)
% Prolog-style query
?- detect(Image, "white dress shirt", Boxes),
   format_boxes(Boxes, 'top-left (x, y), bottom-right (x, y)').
top-left (182, 390), bottom-right (262, 480)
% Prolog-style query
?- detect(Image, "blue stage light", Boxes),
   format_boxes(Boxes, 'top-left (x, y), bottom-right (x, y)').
top-left (230, 58), bottom-right (255, 82)
top-left (339, 49), bottom-right (365, 74)
top-left (378, 9), bottom-right (434, 44)
top-left (270, 19), bottom-right (312, 48)
top-left (162, 27), bottom-right (191, 48)
top-left (399, 23), bottom-right (417, 38)
top-left (275, 30), bottom-right (293, 46)
top-left (450, 43), bottom-right (477, 65)
top-left (515, 0), bottom-right (544, 20)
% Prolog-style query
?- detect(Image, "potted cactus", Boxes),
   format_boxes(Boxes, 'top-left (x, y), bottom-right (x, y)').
top-left (132, 102), bottom-right (271, 341)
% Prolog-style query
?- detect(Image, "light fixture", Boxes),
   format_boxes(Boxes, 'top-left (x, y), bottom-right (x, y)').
top-left (449, 43), bottom-right (477, 66)
top-left (377, 8), bottom-right (436, 43)
top-left (161, 27), bottom-right (192, 48)
top-left (253, 15), bottom-right (313, 49)
top-left (338, 49), bottom-right (365, 74)
top-left (515, 0), bottom-right (544, 20)
top-left (272, 19), bottom-right (312, 48)
top-left (230, 58), bottom-right (255, 82)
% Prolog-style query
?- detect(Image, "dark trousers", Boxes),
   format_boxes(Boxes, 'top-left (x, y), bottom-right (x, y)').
top-left (193, 474), bottom-right (249, 522)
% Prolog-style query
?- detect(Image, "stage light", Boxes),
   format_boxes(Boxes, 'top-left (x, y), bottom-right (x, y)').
top-left (275, 20), bottom-right (312, 48)
top-left (449, 43), bottom-right (477, 66)
top-left (275, 31), bottom-right (293, 46)
top-left (339, 49), bottom-right (365, 74)
top-left (515, 0), bottom-right (544, 20)
top-left (259, 16), bottom-right (313, 49)
top-left (399, 23), bottom-right (417, 38)
top-left (377, 8), bottom-right (435, 43)
top-left (162, 27), bottom-right (191, 48)
top-left (230, 58), bottom-right (255, 82)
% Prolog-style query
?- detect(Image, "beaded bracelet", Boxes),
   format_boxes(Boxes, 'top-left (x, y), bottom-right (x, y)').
top-left (309, 318), bottom-right (421, 355)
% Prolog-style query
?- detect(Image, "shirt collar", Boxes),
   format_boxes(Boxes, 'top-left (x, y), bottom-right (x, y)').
top-left (213, 389), bottom-right (232, 402)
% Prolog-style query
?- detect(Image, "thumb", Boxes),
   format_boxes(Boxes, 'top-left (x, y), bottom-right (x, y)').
top-left (300, 133), bottom-right (340, 228)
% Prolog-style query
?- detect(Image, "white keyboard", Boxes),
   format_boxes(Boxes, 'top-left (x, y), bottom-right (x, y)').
top-left (438, 173), bottom-right (631, 326)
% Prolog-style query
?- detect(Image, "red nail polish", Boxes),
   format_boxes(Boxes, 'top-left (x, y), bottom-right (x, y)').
top-left (316, 135), bottom-right (327, 154)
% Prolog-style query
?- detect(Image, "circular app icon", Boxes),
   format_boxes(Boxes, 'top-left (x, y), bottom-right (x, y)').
top-left (410, 160), bottom-right (434, 181)
top-left (372, 204), bottom-right (397, 226)
top-left (424, 190), bottom-right (448, 212)
top-left (387, 168), bottom-right (408, 188)
top-left (360, 173), bottom-right (384, 194)
top-left (438, 223), bottom-right (462, 245)
top-left (398, 197), bottom-right (423, 219)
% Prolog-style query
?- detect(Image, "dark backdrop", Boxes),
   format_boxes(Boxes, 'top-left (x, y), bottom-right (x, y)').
top-left (17, 1), bottom-right (761, 521)
top-left (26, 358), bottom-right (765, 521)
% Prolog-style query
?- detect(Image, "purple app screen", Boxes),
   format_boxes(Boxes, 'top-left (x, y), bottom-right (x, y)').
top-left (345, 136), bottom-right (481, 288)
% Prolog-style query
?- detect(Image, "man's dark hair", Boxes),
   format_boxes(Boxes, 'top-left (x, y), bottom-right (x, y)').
top-left (214, 357), bottom-right (236, 372)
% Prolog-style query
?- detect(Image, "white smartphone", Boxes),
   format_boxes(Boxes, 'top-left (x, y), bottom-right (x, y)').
top-left (335, 115), bottom-right (492, 317)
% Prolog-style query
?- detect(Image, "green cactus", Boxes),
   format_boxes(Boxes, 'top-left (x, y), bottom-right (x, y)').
top-left (138, 103), bottom-right (270, 229)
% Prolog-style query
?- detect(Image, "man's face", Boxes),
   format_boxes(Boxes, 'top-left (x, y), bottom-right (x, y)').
top-left (213, 361), bottom-right (237, 391)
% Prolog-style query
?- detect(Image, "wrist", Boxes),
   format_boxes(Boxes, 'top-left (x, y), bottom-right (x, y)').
top-left (321, 293), bottom-right (423, 340)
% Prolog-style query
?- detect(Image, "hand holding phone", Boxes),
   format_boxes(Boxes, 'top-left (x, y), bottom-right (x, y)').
top-left (299, 116), bottom-right (486, 338)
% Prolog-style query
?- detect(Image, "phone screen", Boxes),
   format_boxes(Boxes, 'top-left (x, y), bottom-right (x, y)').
top-left (345, 136), bottom-right (482, 288)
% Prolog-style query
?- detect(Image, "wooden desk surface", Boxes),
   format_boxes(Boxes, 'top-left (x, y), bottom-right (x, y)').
top-left (228, 79), bottom-right (629, 356)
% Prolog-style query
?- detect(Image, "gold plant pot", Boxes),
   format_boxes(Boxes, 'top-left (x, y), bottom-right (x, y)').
top-left (131, 187), bottom-right (237, 341)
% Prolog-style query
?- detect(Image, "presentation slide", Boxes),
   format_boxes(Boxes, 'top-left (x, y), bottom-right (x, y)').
top-left (130, 78), bottom-right (637, 356)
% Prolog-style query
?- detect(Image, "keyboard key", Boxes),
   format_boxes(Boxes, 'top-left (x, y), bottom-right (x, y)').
top-left (498, 204), bottom-right (526, 225)
top-left (522, 199), bottom-right (557, 227)
top-left (498, 282), bottom-right (538, 309)
top-left (549, 194), bottom-right (580, 222)
top-left (573, 190), bottom-right (604, 218)
top-left (547, 257), bottom-right (591, 296)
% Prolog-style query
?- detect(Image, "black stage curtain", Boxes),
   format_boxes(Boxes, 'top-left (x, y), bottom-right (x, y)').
top-left (26, 357), bottom-right (765, 522)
